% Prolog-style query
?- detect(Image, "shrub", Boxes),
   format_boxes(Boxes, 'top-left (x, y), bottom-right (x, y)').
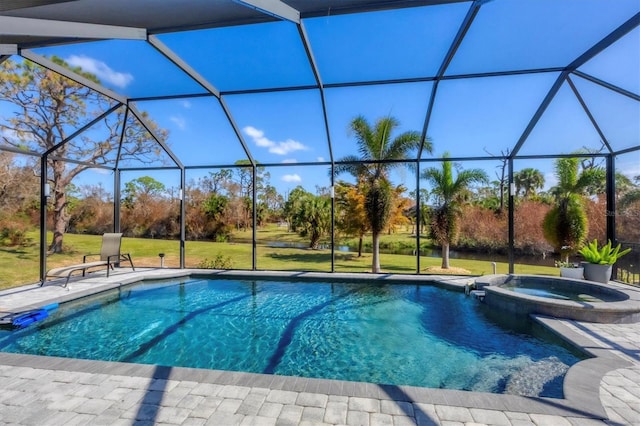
top-left (457, 205), bottom-right (506, 252)
top-left (198, 254), bottom-right (233, 269)
top-left (584, 195), bottom-right (606, 243)
top-left (214, 234), bottom-right (229, 243)
top-left (514, 200), bottom-right (553, 255)
top-left (0, 218), bottom-right (33, 247)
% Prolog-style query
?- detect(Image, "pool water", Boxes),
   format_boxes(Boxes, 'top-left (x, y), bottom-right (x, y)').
top-left (0, 278), bottom-right (585, 397)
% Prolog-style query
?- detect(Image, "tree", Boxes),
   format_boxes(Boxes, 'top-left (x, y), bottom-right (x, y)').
top-left (283, 186), bottom-right (308, 232)
top-left (335, 180), bottom-right (369, 257)
top-left (386, 184), bottom-right (412, 234)
top-left (484, 148), bottom-right (510, 212)
top-left (203, 193), bottom-right (230, 238)
top-left (294, 193), bottom-right (331, 249)
top-left (617, 174), bottom-right (640, 243)
top-left (201, 169), bottom-right (233, 194)
top-left (67, 183), bottom-right (113, 234)
top-left (0, 152), bottom-right (39, 218)
top-left (122, 176), bottom-right (166, 209)
top-left (336, 115), bottom-right (428, 273)
top-left (258, 184), bottom-right (283, 224)
top-left (0, 152), bottom-right (39, 246)
top-left (542, 157), bottom-right (592, 262)
top-left (514, 168), bottom-right (545, 198)
top-left (0, 58), bottom-right (167, 253)
top-left (227, 160), bottom-right (271, 231)
top-left (185, 173), bottom-right (232, 241)
top-left (408, 189), bottom-right (430, 235)
top-left (421, 153), bottom-right (489, 269)
top-left (121, 176), bottom-right (178, 238)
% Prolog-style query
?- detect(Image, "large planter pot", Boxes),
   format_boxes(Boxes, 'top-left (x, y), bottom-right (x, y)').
top-left (582, 262), bottom-right (612, 283)
top-left (560, 267), bottom-right (584, 279)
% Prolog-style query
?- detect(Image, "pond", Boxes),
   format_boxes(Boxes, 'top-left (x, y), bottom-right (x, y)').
top-left (264, 241), bottom-right (554, 267)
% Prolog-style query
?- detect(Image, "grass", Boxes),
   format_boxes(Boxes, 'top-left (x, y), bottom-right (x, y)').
top-left (0, 228), bottom-right (558, 290)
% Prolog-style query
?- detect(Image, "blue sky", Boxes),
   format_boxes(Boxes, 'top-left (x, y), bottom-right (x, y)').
top-left (1, 0), bottom-right (639, 197)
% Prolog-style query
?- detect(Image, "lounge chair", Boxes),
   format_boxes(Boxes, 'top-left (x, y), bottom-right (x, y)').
top-left (42, 233), bottom-right (135, 287)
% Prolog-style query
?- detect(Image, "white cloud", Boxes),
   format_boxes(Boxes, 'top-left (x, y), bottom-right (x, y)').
top-left (271, 140), bottom-right (306, 155)
top-left (170, 116), bottom-right (187, 130)
top-left (282, 174), bottom-right (302, 183)
top-left (317, 156), bottom-right (325, 162)
top-left (66, 55), bottom-right (134, 88)
top-left (180, 100), bottom-right (192, 109)
top-left (282, 159), bottom-right (298, 163)
top-left (244, 126), bottom-right (263, 139)
top-left (243, 125), bottom-right (308, 155)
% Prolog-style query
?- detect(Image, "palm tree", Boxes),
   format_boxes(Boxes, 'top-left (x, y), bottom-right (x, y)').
top-left (514, 168), bottom-right (545, 198)
top-left (295, 193), bottom-right (331, 249)
top-left (335, 115), bottom-right (429, 273)
top-left (543, 157), bottom-right (592, 263)
top-left (421, 153), bottom-right (489, 269)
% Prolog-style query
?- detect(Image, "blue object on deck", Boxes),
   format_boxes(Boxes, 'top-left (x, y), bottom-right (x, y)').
top-left (12, 309), bottom-right (49, 328)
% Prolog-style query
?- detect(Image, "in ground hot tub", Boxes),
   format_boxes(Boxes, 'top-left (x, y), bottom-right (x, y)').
top-left (476, 275), bottom-right (640, 323)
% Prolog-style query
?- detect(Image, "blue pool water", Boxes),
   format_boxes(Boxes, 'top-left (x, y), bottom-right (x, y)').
top-left (0, 278), bottom-right (585, 397)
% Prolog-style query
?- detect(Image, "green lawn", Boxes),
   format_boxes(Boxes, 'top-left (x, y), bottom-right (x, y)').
top-left (0, 229), bottom-right (558, 290)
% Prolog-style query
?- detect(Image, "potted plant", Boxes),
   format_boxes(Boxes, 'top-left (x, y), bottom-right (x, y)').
top-left (578, 239), bottom-right (632, 283)
top-left (555, 260), bottom-right (584, 279)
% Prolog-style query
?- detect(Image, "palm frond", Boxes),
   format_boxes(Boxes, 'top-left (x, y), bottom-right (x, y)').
top-left (575, 167), bottom-right (606, 195)
top-left (555, 157), bottom-right (580, 193)
top-left (335, 155), bottom-right (371, 179)
top-left (421, 167), bottom-right (445, 198)
top-left (387, 130), bottom-right (421, 161)
top-left (373, 116), bottom-right (400, 160)
top-left (349, 115), bottom-right (375, 161)
top-left (421, 135), bottom-right (434, 156)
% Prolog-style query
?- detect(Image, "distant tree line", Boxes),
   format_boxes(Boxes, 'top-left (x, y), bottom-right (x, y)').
top-left (1, 55), bottom-right (638, 272)
top-left (2, 149), bottom-right (638, 264)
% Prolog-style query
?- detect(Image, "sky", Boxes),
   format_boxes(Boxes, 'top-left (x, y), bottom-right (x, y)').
top-left (1, 0), bottom-right (639, 198)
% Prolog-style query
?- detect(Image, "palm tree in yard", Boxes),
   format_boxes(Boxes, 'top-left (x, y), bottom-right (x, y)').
top-left (543, 157), bottom-right (595, 263)
top-left (421, 153), bottom-right (489, 269)
top-left (335, 115), bottom-right (430, 273)
top-left (514, 167), bottom-right (545, 198)
top-left (295, 193), bottom-right (331, 249)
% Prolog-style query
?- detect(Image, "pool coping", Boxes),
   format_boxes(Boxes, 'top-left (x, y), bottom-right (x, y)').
top-left (0, 268), bottom-right (635, 420)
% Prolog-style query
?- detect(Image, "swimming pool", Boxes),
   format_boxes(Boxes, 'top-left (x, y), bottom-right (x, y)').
top-left (0, 277), bottom-right (585, 397)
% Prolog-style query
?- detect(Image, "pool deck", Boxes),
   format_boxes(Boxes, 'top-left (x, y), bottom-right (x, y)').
top-left (1, 268), bottom-right (639, 425)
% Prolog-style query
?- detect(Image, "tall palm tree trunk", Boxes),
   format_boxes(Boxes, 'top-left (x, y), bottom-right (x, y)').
top-left (372, 232), bottom-right (381, 273)
top-left (441, 241), bottom-right (450, 269)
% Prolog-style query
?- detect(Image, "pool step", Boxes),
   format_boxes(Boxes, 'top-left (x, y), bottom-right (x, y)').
top-left (470, 290), bottom-right (486, 301)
